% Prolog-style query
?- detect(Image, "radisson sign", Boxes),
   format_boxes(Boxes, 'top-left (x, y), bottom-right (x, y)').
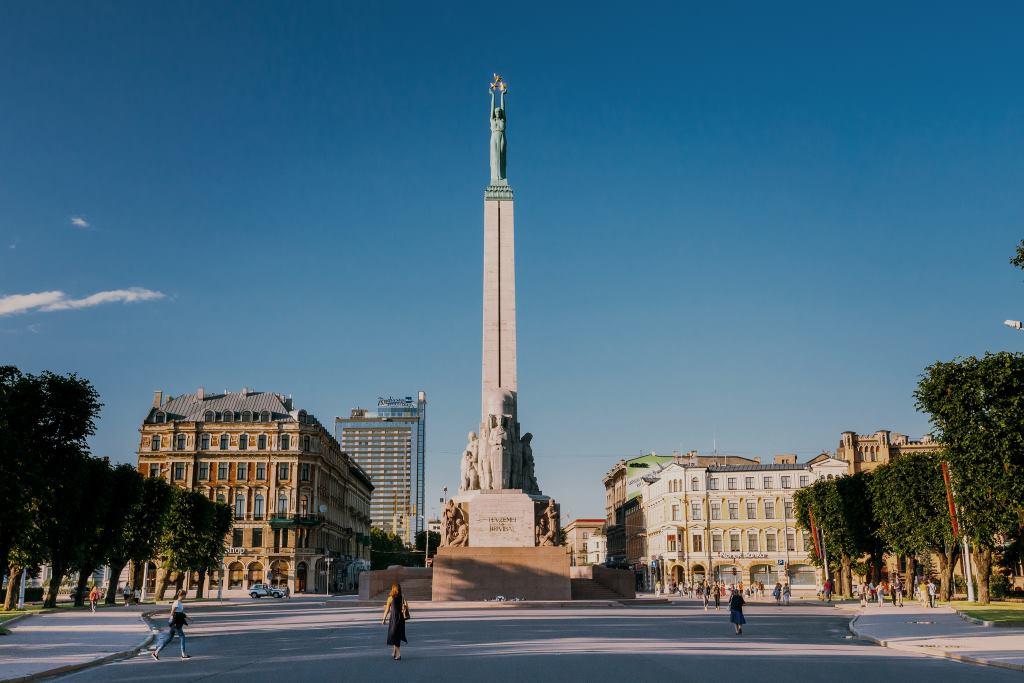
top-left (377, 396), bottom-right (415, 407)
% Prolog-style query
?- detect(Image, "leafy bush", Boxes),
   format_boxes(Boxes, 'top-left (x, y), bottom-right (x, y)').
top-left (991, 573), bottom-right (1010, 600)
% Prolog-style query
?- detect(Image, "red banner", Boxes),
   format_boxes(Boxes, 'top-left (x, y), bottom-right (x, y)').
top-left (941, 461), bottom-right (960, 538)
top-left (808, 506), bottom-right (822, 558)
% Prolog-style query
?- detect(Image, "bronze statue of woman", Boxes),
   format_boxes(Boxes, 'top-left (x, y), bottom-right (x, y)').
top-left (489, 81), bottom-right (507, 183)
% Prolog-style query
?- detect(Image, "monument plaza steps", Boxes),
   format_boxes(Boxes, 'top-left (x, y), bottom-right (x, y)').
top-left (571, 579), bottom-right (626, 601)
top-left (432, 545), bottom-right (571, 601)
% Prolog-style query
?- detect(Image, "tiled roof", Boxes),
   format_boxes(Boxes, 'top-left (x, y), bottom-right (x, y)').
top-left (149, 389), bottom-right (295, 423)
top-left (707, 463), bottom-right (811, 472)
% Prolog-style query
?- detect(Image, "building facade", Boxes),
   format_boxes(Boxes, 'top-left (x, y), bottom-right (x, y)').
top-left (336, 393), bottom-right (426, 546)
top-left (137, 387), bottom-right (373, 595)
top-left (563, 519), bottom-right (606, 566)
top-left (602, 452), bottom-right (758, 569)
top-left (639, 455), bottom-right (848, 593)
top-left (834, 429), bottom-right (939, 474)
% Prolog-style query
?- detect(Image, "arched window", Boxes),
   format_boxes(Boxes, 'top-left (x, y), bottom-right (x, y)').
top-left (258, 434), bottom-right (267, 450)
top-left (242, 411), bottom-right (252, 422)
top-left (220, 434), bottom-right (230, 450)
top-left (234, 494), bottom-right (246, 519)
top-left (260, 411), bottom-right (270, 422)
top-left (278, 492), bottom-right (288, 513)
top-left (228, 562), bottom-right (244, 588)
top-left (281, 434), bottom-right (291, 450)
top-left (154, 412), bottom-right (165, 424)
top-left (247, 562), bottom-right (264, 588)
top-left (254, 493), bottom-right (264, 519)
top-left (223, 411), bottom-right (233, 423)
top-left (239, 434), bottom-right (249, 450)
top-left (204, 411), bottom-right (214, 422)
top-left (175, 434), bottom-right (187, 450)
top-left (200, 433), bottom-right (210, 450)
top-left (150, 435), bottom-right (160, 451)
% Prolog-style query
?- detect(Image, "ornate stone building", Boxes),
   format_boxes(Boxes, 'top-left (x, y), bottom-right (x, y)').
top-left (137, 387), bottom-right (373, 595)
top-left (640, 455), bottom-right (848, 593)
top-left (563, 519), bottom-right (605, 566)
top-left (834, 430), bottom-right (939, 474)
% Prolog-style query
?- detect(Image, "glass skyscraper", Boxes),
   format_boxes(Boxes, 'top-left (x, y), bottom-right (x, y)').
top-left (336, 392), bottom-right (426, 545)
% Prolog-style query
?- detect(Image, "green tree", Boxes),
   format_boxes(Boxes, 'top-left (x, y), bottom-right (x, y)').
top-left (68, 456), bottom-right (115, 607)
top-left (916, 352), bottom-right (1024, 604)
top-left (194, 502), bottom-right (233, 599)
top-left (414, 530), bottom-right (441, 560)
top-left (795, 473), bottom-right (881, 597)
top-left (1010, 239), bottom-right (1024, 272)
top-left (100, 465), bottom-right (148, 604)
top-left (869, 453), bottom-right (960, 600)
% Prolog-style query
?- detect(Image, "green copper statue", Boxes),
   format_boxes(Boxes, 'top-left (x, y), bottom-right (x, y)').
top-left (489, 74), bottom-right (507, 183)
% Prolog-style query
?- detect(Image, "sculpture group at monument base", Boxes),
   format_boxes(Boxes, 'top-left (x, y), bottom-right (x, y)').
top-left (431, 545), bottom-right (571, 602)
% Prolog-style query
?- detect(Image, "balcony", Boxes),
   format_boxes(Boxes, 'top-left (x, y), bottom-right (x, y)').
top-left (269, 513), bottom-right (324, 529)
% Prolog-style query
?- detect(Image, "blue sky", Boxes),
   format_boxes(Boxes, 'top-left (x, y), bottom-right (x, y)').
top-left (2, 2), bottom-right (1022, 520)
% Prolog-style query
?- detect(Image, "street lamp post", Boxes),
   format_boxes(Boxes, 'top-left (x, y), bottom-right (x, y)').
top-left (325, 556), bottom-right (333, 596)
top-left (217, 556), bottom-right (225, 600)
top-left (17, 567), bottom-right (27, 610)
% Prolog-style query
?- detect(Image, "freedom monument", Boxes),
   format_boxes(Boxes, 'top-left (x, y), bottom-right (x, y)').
top-left (431, 75), bottom-right (570, 601)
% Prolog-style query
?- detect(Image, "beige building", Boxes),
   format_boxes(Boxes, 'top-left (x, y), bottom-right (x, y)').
top-left (137, 387), bottom-right (373, 595)
top-left (835, 430), bottom-right (939, 474)
top-left (640, 455), bottom-right (848, 592)
top-left (563, 519), bottom-right (606, 566)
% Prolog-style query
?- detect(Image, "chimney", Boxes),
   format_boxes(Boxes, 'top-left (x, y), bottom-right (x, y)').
top-left (197, 387), bottom-right (205, 401)
top-left (153, 390), bottom-right (163, 408)
top-left (242, 387), bottom-right (249, 396)
top-left (754, 457), bottom-right (761, 464)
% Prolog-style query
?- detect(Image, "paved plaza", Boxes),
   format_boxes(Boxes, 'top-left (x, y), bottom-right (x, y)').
top-left (52, 599), bottom-right (1019, 682)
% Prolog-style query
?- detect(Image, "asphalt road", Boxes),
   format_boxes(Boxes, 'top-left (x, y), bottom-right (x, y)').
top-left (64, 599), bottom-right (1020, 682)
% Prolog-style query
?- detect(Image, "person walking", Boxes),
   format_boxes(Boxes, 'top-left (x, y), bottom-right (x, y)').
top-left (823, 578), bottom-right (833, 603)
top-left (927, 579), bottom-right (937, 608)
top-left (134, 587), bottom-right (141, 605)
top-left (772, 582), bottom-right (782, 606)
top-left (782, 583), bottom-right (791, 606)
top-left (893, 576), bottom-right (904, 607)
top-left (88, 585), bottom-right (101, 613)
top-left (728, 588), bottom-right (747, 635)
top-left (702, 582), bottom-right (710, 611)
top-left (713, 582), bottom-right (721, 611)
top-left (877, 580), bottom-right (886, 606)
top-left (122, 584), bottom-right (132, 606)
top-left (151, 590), bottom-right (189, 660)
top-left (859, 581), bottom-right (868, 607)
top-left (382, 582), bottom-right (410, 661)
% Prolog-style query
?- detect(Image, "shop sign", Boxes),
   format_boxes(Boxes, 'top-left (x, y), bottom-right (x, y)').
top-left (716, 552), bottom-right (768, 560)
top-left (225, 547), bottom-right (245, 555)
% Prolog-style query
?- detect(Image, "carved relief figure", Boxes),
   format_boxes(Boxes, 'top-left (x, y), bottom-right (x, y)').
top-left (442, 499), bottom-right (470, 547)
top-left (459, 432), bottom-right (480, 492)
top-left (537, 499), bottom-right (559, 547)
top-left (488, 415), bottom-right (509, 489)
top-left (520, 433), bottom-right (539, 494)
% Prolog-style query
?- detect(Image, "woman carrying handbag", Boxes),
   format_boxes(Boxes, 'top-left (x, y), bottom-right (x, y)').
top-left (382, 583), bottom-right (410, 660)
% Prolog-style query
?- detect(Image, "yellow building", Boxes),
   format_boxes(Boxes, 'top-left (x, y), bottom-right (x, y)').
top-left (641, 455), bottom-right (848, 593)
top-left (137, 387), bottom-right (373, 595)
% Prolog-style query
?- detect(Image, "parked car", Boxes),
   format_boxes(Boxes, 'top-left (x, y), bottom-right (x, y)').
top-left (249, 583), bottom-right (285, 599)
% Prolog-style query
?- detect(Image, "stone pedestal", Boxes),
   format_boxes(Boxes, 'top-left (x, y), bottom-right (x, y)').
top-left (431, 545), bottom-right (570, 601)
top-left (465, 490), bottom-right (537, 547)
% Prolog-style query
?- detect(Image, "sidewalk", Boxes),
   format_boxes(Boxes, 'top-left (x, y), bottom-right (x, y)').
top-left (850, 602), bottom-right (1024, 672)
top-left (0, 606), bottom-right (153, 682)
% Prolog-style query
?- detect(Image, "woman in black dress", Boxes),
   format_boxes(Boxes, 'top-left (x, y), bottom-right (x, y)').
top-left (729, 588), bottom-right (746, 635)
top-left (382, 583), bottom-right (409, 660)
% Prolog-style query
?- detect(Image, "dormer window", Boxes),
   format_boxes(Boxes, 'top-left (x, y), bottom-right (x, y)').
top-left (260, 411), bottom-right (270, 422)
top-left (204, 410), bottom-right (214, 422)
top-left (298, 410), bottom-right (307, 424)
top-left (223, 411), bottom-right (233, 423)
top-left (242, 411), bottom-right (252, 422)
top-left (154, 412), bottom-right (166, 424)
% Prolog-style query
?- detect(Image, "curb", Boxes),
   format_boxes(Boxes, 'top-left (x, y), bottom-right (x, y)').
top-left (1, 611), bottom-right (158, 683)
top-left (848, 614), bottom-right (1024, 673)
top-left (954, 609), bottom-right (1024, 628)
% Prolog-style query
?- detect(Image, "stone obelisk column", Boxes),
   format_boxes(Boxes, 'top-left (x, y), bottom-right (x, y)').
top-left (482, 77), bottom-right (516, 421)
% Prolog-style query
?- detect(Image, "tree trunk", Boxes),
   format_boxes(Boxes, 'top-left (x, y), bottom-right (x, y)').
top-left (841, 554), bottom-right (853, 598)
top-left (974, 547), bottom-right (993, 605)
top-left (3, 566), bottom-right (21, 611)
top-left (74, 567), bottom-right (94, 607)
top-left (195, 567), bottom-right (207, 600)
top-left (44, 563), bottom-right (65, 608)
top-left (105, 561), bottom-right (126, 604)
top-left (156, 565), bottom-right (173, 601)
top-left (938, 543), bottom-right (958, 602)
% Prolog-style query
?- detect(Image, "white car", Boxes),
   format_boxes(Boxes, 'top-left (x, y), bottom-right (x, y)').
top-left (248, 583), bottom-right (285, 599)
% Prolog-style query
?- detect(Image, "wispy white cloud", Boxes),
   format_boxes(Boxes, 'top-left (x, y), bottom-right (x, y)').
top-left (0, 287), bottom-right (166, 317)
top-left (70, 216), bottom-right (90, 228)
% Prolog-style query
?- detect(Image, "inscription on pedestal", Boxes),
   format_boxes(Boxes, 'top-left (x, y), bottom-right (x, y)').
top-left (468, 492), bottom-right (537, 547)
